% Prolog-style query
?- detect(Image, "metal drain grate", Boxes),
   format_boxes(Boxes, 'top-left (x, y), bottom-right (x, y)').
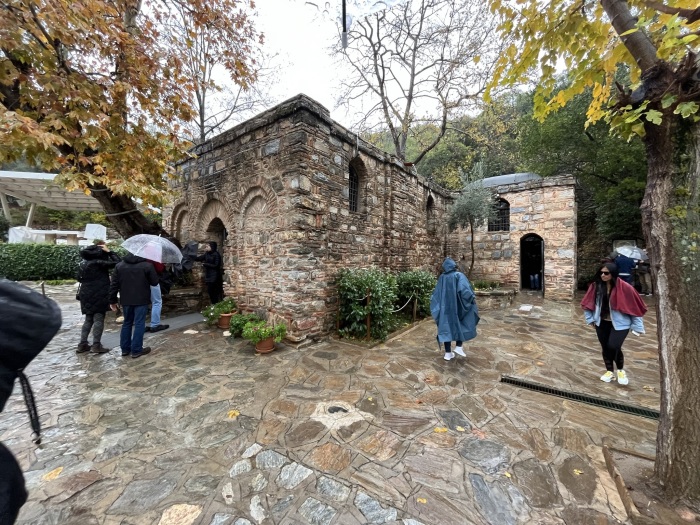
top-left (500, 376), bottom-right (660, 420)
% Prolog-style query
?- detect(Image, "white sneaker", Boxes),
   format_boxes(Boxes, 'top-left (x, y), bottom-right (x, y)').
top-left (600, 371), bottom-right (615, 382)
top-left (453, 346), bottom-right (466, 357)
top-left (617, 370), bottom-right (629, 385)
top-left (443, 352), bottom-right (455, 361)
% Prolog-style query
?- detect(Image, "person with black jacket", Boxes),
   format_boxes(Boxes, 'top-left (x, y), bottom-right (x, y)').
top-left (76, 241), bottom-right (120, 354)
top-left (1, 279), bottom-right (62, 524)
top-left (109, 254), bottom-right (159, 359)
top-left (194, 241), bottom-right (223, 304)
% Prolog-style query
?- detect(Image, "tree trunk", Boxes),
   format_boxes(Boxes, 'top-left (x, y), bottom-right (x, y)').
top-left (468, 218), bottom-right (475, 279)
top-left (89, 184), bottom-right (166, 239)
top-left (644, 116), bottom-right (700, 504)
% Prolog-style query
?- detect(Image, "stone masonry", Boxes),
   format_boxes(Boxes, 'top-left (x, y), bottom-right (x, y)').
top-left (163, 95), bottom-right (452, 342)
top-left (456, 176), bottom-right (577, 300)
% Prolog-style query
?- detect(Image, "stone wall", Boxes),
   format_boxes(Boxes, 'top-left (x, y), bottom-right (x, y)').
top-left (453, 176), bottom-right (577, 300)
top-left (163, 95), bottom-right (451, 341)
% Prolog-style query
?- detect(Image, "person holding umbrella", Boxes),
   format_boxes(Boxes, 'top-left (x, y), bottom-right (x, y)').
top-left (109, 239), bottom-right (162, 358)
top-left (193, 242), bottom-right (224, 304)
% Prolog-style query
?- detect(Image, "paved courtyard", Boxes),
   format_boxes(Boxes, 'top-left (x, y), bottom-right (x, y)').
top-left (1, 285), bottom-right (660, 525)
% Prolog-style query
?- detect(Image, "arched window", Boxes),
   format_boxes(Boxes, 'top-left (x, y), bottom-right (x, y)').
top-left (426, 195), bottom-right (436, 233)
top-left (488, 198), bottom-right (510, 232)
top-left (349, 166), bottom-right (359, 212)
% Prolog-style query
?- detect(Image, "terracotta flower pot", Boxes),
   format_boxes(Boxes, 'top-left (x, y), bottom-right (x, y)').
top-left (255, 337), bottom-right (275, 353)
top-left (218, 312), bottom-right (234, 329)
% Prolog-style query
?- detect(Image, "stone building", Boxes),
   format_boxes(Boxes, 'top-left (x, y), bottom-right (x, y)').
top-left (163, 95), bottom-right (452, 342)
top-left (456, 173), bottom-right (577, 300)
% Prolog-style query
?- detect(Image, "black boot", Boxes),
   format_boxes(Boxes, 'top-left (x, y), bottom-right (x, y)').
top-left (76, 341), bottom-right (90, 354)
top-left (90, 342), bottom-right (110, 354)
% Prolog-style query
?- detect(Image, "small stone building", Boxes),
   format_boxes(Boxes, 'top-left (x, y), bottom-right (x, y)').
top-left (456, 173), bottom-right (577, 300)
top-left (163, 95), bottom-right (452, 342)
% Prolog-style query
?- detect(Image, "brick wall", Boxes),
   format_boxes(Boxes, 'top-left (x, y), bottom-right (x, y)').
top-left (452, 176), bottom-right (577, 300)
top-left (163, 95), bottom-right (451, 342)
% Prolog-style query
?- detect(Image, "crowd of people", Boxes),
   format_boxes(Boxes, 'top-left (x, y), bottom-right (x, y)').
top-left (75, 239), bottom-right (223, 359)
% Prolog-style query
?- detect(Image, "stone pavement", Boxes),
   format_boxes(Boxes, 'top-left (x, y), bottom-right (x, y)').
top-left (1, 285), bottom-right (660, 525)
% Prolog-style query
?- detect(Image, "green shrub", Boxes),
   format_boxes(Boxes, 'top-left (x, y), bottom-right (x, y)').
top-left (0, 244), bottom-right (82, 280)
top-left (396, 270), bottom-right (436, 317)
top-left (0, 244), bottom-right (128, 281)
top-left (229, 313), bottom-right (262, 337)
top-left (337, 268), bottom-right (398, 341)
top-left (471, 280), bottom-right (501, 291)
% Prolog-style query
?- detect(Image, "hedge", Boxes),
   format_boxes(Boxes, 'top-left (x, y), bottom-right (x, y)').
top-left (0, 244), bottom-right (127, 281)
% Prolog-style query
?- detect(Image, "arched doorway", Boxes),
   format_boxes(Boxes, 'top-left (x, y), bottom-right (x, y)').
top-left (205, 217), bottom-right (227, 248)
top-left (520, 234), bottom-right (544, 292)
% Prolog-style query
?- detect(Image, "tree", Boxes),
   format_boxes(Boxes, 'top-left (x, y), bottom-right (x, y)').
top-left (448, 160), bottom-right (495, 277)
top-left (489, 0), bottom-right (700, 504)
top-left (165, 2), bottom-right (274, 144)
top-left (0, 0), bottom-right (260, 238)
top-left (518, 84), bottom-right (647, 240)
top-left (336, 0), bottom-right (504, 164)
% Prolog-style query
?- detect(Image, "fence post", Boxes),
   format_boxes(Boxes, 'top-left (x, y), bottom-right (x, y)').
top-left (366, 291), bottom-right (371, 340)
top-left (413, 297), bottom-right (417, 322)
top-left (40, 281), bottom-right (45, 297)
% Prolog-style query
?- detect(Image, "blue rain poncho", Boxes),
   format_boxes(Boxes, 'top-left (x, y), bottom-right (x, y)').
top-left (430, 258), bottom-right (480, 343)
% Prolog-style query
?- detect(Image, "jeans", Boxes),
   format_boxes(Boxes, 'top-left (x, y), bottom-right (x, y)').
top-left (120, 304), bottom-right (148, 355)
top-left (529, 273), bottom-right (540, 290)
top-left (150, 284), bottom-right (162, 327)
top-left (80, 312), bottom-right (105, 343)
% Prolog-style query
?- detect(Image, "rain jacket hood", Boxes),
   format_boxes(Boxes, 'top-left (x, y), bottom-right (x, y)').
top-left (430, 258), bottom-right (480, 343)
top-left (80, 244), bottom-right (109, 260)
top-left (209, 241), bottom-right (218, 252)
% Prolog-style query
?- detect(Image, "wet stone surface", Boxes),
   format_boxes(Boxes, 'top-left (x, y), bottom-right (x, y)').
top-left (2, 284), bottom-right (660, 524)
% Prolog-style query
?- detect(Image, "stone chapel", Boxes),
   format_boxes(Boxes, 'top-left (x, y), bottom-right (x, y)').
top-left (162, 94), bottom-right (577, 342)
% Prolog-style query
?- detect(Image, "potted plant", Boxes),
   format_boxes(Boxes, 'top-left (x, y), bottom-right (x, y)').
top-left (229, 313), bottom-right (262, 338)
top-left (201, 297), bottom-right (237, 328)
top-left (241, 320), bottom-right (287, 353)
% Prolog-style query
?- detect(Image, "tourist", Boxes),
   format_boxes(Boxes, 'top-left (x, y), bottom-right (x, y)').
top-left (193, 241), bottom-right (224, 304)
top-left (636, 252), bottom-right (652, 296)
top-left (581, 262), bottom-right (647, 385)
top-left (109, 253), bottom-right (159, 358)
top-left (430, 257), bottom-right (480, 361)
top-left (76, 240), bottom-right (121, 354)
top-left (145, 259), bottom-right (169, 333)
top-left (0, 279), bottom-right (62, 524)
top-left (613, 251), bottom-right (636, 285)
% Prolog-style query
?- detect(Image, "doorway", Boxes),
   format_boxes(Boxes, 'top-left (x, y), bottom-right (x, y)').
top-left (520, 234), bottom-right (544, 293)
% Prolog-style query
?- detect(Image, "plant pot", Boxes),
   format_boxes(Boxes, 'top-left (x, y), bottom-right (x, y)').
top-left (218, 312), bottom-right (234, 329)
top-left (255, 337), bottom-right (275, 353)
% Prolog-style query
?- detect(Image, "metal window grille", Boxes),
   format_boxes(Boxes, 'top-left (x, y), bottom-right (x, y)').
top-left (349, 167), bottom-right (359, 212)
top-left (488, 198), bottom-right (510, 232)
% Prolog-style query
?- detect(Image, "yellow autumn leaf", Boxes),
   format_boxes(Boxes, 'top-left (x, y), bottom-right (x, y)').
top-left (504, 472), bottom-right (511, 478)
top-left (227, 410), bottom-right (240, 419)
top-left (417, 497), bottom-right (427, 504)
top-left (573, 469), bottom-right (583, 475)
top-left (42, 467), bottom-right (63, 481)
top-left (434, 427), bottom-right (448, 433)
top-left (368, 397), bottom-right (373, 401)
top-left (456, 426), bottom-right (466, 432)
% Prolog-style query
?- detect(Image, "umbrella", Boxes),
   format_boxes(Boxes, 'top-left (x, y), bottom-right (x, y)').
top-left (122, 234), bottom-right (183, 264)
top-left (616, 245), bottom-right (648, 260)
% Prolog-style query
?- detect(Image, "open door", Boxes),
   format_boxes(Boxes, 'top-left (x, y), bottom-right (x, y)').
top-left (520, 234), bottom-right (544, 294)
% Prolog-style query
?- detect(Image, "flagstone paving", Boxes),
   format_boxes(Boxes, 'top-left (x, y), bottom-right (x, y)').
top-left (1, 284), bottom-right (660, 524)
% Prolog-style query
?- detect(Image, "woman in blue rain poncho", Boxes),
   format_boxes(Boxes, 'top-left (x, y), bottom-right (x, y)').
top-left (430, 257), bottom-right (480, 361)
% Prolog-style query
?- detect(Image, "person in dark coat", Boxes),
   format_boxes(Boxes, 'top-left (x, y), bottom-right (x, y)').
top-left (430, 257), bottom-right (480, 361)
top-left (0, 280), bottom-right (62, 524)
top-left (76, 241), bottom-right (120, 354)
top-left (109, 255), bottom-right (159, 359)
top-left (194, 241), bottom-right (223, 304)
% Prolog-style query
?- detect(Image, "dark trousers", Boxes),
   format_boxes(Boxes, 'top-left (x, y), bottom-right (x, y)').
top-left (444, 341), bottom-right (463, 353)
top-left (80, 312), bottom-right (105, 343)
top-left (206, 281), bottom-right (223, 304)
top-left (595, 320), bottom-right (628, 371)
top-left (120, 305), bottom-right (148, 355)
top-left (0, 442), bottom-right (27, 525)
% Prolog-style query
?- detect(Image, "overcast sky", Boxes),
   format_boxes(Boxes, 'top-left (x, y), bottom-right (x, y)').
top-left (253, 1), bottom-right (347, 121)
